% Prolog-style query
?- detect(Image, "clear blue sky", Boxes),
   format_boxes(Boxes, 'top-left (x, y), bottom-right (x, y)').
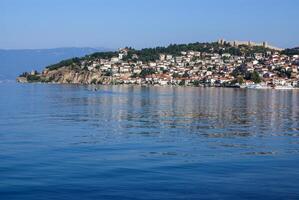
top-left (1, 0), bottom-right (298, 49)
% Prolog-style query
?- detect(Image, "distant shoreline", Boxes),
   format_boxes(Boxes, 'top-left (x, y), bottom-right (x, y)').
top-left (15, 80), bottom-right (299, 90)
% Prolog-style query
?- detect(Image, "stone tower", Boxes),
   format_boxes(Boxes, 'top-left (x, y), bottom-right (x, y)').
top-left (218, 39), bottom-right (225, 45)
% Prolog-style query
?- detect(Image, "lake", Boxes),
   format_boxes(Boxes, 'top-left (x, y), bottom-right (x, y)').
top-left (0, 83), bottom-right (299, 199)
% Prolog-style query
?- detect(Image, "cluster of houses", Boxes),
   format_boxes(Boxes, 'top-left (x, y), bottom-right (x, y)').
top-left (76, 47), bottom-right (299, 88)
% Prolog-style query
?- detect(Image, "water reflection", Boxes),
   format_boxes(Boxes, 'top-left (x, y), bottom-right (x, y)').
top-left (31, 85), bottom-right (299, 156)
top-left (1, 83), bottom-right (299, 199)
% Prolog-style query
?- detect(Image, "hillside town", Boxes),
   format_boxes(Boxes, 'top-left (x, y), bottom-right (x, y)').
top-left (19, 41), bottom-right (299, 89)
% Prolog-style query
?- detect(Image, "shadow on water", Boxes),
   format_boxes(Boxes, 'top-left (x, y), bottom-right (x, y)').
top-left (19, 85), bottom-right (296, 159)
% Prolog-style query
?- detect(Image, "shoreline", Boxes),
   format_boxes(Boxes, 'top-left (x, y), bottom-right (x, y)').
top-left (15, 81), bottom-right (299, 90)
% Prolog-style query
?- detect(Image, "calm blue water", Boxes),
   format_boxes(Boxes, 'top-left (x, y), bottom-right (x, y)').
top-left (0, 83), bottom-right (299, 200)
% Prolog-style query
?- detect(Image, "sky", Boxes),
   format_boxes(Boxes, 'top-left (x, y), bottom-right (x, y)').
top-left (1, 0), bottom-right (298, 49)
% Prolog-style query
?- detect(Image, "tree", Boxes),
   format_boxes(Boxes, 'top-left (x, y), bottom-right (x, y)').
top-left (182, 72), bottom-right (190, 78)
top-left (104, 71), bottom-right (112, 76)
top-left (193, 80), bottom-right (200, 86)
top-left (46, 57), bottom-right (81, 71)
top-left (131, 73), bottom-right (138, 78)
top-left (232, 65), bottom-right (248, 77)
top-left (139, 68), bottom-right (155, 78)
top-left (232, 76), bottom-right (245, 85)
top-left (26, 74), bottom-right (41, 82)
top-left (172, 73), bottom-right (181, 78)
top-left (179, 80), bottom-right (185, 86)
top-left (282, 47), bottom-right (299, 56)
top-left (162, 69), bottom-right (169, 74)
top-left (237, 76), bottom-right (244, 84)
top-left (250, 71), bottom-right (261, 83)
top-left (91, 79), bottom-right (97, 84)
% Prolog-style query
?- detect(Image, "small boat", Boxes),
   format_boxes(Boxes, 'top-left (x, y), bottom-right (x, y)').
top-left (274, 85), bottom-right (294, 90)
top-left (246, 84), bottom-right (272, 89)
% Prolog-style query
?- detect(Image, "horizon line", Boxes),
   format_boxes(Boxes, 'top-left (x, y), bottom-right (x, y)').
top-left (0, 39), bottom-right (298, 51)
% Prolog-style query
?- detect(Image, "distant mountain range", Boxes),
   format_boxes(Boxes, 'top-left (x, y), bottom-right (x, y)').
top-left (0, 47), bottom-right (110, 80)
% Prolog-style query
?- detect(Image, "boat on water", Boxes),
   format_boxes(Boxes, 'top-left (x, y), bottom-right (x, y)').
top-left (246, 84), bottom-right (272, 89)
top-left (274, 85), bottom-right (295, 90)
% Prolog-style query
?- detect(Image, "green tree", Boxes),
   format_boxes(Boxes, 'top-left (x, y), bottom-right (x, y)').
top-left (237, 76), bottom-right (244, 84)
top-left (104, 71), bottom-right (112, 76)
top-left (182, 72), bottom-right (190, 78)
top-left (139, 68), bottom-right (155, 78)
top-left (193, 80), bottom-right (200, 86)
top-left (91, 79), bottom-right (97, 84)
top-left (250, 71), bottom-right (261, 83)
top-left (179, 80), bottom-right (185, 86)
top-left (172, 73), bottom-right (181, 78)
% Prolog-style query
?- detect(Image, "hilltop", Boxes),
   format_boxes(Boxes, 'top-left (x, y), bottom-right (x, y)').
top-left (282, 47), bottom-right (299, 56)
top-left (43, 41), bottom-right (280, 71)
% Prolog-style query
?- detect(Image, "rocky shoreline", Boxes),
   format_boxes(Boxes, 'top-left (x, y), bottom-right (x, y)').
top-left (16, 73), bottom-right (298, 90)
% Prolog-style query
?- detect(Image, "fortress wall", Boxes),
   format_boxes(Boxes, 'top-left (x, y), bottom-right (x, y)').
top-left (218, 39), bottom-right (283, 51)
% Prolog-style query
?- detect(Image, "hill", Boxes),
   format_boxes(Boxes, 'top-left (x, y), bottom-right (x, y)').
top-left (45, 42), bottom-right (278, 71)
top-left (17, 41), bottom-right (297, 87)
top-left (282, 47), bottom-right (299, 56)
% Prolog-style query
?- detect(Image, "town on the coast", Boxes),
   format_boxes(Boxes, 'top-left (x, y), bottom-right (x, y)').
top-left (18, 39), bottom-right (299, 89)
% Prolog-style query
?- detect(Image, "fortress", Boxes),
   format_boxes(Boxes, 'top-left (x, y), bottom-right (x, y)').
top-left (217, 39), bottom-right (283, 51)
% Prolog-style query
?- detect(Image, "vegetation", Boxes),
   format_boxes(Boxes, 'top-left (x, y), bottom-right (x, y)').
top-left (232, 65), bottom-right (261, 83)
top-left (26, 74), bottom-right (41, 82)
top-left (104, 71), bottom-right (113, 76)
top-left (172, 73), bottom-right (181, 78)
top-left (193, 80), bottom-right (200, 86)
top-left (44, 41), bottom-right (277, 71)
top-left (273, 66), bottom-right (292, 78)
top-left (282, 48), bottom-right (299, 56)
top-left (89, 51), bottom-right (118, 59)
top-left (125, 42), bottom-right (245, 62)
top-left (231, 65), bottom-right (248, 77)
top-left (248, 71), bottom-right (262, 83)
top-left (182, 72), bottom-right (190, 78)
top-left (19, 72), bottom-right (29, 77)
top-left (179, 80), bottom-right (186, 86)
top-left (139, 68), bottom-right (156, 78)
top-left (46, 57), bottom-right (81, 70)
top-left (91, 78), bottom-right (97, 84)
top-left (231, 76), bottom-right (244, 85)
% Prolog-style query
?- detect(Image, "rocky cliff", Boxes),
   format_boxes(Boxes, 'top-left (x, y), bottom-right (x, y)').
top-left (17, 66), bottom-right (112, 85)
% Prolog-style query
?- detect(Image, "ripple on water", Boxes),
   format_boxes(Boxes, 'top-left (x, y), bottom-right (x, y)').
top-left (1, 84), bottom-right (299, 199)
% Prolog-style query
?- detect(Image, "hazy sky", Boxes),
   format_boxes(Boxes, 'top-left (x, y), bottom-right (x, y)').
top-left (1, 0), bottom-right (298, 49)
